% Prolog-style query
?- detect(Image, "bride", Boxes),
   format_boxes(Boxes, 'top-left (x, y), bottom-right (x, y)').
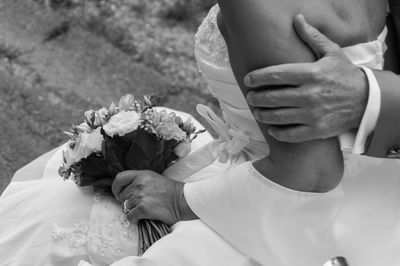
top-left (1, 0), bottom-right (398, 265)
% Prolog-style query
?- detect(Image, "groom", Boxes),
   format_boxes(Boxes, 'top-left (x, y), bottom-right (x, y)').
top-left (244, 1), bottom-right (400, 159)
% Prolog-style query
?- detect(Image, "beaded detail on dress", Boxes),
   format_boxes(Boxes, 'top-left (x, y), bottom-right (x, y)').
top-left (195, 5), bottom-right (229, 64)
top-left (52, 192), bottom-right (137, 258)
top-left (52, 221), bottom-right (89, 248)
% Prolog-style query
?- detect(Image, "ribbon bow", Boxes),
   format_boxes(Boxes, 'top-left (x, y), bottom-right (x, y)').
top-left (163, 105), bottom-right (250, 181)
top-left (196, 104), bottom-right (250, 163)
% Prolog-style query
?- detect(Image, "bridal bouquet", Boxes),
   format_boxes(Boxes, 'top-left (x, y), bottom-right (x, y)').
top-left (58, 94), bottom-right (204, 255)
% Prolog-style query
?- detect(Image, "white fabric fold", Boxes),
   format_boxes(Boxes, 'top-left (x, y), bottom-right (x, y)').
top-left (184, 162), bottom-right (344, 266)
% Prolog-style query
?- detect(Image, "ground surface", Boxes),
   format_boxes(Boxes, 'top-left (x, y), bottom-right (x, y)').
top-left (0, 0), bottom-right (217, 193)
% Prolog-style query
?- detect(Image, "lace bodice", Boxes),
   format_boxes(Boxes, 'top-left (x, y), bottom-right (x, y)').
top-left (195, 5), bottom-right (229, 64)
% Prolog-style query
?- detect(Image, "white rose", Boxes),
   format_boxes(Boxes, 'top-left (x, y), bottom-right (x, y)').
top-left (75, 127), bottom-right (104, 160)
top-left (62, 147), bottom-right (76, 168)
top-left (63, 128), bottom-right (104, 167)
top-left (93, 112), bottom-right (103, 127)
top-left (96, 107), bottom-right (109, 126)
top-left (103, 110), bottom-right (141, 137)
top-left (156, 123), bottom-right (186, 141)
top-left (174, 140), bottom-right (191, 158)
top-left (152, 110), bottom-right (186, 141)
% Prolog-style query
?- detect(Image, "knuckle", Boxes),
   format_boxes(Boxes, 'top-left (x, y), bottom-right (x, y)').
top-left (136, 183), bottom-right (145, 192)
top-left (267, 92), bottom-right (278, 106)
top-left (308, 88), bottom-right (322, 105)
top-left (262, 91), bottom-right (271, 102)
top-left (309, 66), bottom-right (323, 81)
top-left (270, 129), bottom-right (285, 141)
top-left (143, 170), bottom-right (153, 176)
top-left (254, 108), bottom-right (262, 120)
top-left (272, 111), bottom-right (283, 123)
top-left (315, 121), bottom-right (327, 133)
top-left (266, 71), bottom-right (277, 81)
top-left (137, 176), bottom-right (148, 185)
top-left (285, 130), bottom-right (297, 141)
top-left (270, 72), bottom-right (282, 82)
top-left (308, 110), bottom-right (319, 122)
top-left (308, 26), bottom-right (320, 39)
top-left (136, 190), bottom-right (146, 199)
top-left (114, 174), bottom-right (123, 183)
top-left (263, 111), bottom-right (281, 124)
top-left (136, 203), bottom-right (147, 215)
top-left (246, 91), bottom-right (256, 104)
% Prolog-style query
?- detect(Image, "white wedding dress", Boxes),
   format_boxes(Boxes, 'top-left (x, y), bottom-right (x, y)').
top-left (1, 5), bottom-right (400, 266)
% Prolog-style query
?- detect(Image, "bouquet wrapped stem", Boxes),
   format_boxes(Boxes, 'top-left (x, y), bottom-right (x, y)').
top-left (137, 220), bottom-right (172, 255)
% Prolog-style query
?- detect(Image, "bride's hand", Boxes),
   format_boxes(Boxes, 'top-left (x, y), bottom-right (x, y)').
top-left (112, 170), bottom-right (197, 225)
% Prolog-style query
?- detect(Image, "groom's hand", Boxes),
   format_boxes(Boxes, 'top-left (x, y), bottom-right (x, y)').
top-left (112, 170), bottom-right (197, 225)
top-left (245, 14), bottom-right (369, 142)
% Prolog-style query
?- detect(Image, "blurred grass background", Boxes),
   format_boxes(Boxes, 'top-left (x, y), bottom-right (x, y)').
top-left (0, 0), bottom-right (218, 193)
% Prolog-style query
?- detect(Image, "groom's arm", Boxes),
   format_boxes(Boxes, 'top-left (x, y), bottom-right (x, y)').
top-left (242, 4), bottom-right (400, 159)
top-left (366, 1), bottom-right (400, 158)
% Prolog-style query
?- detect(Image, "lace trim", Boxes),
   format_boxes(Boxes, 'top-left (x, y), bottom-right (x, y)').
top-left (195, 5), bottom-right (229, 63)
top-left (52, 193), bottom-right (137, 258)
top-left (52, 221), bottom-right (89, 248)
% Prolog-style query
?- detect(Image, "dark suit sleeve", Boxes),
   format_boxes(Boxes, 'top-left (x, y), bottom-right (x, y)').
top-left (365, 70), bottom-right (400, 157)
top-left (364, 1), bottom-right (400, 158)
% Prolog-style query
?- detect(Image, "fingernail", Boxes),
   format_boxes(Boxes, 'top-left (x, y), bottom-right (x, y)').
top-left (297, 13), bottom-right (305, 21)
top-left (297, 14), bottom-right (312, 30)
top-left (246, 92), bottom-right (254, 105)
top-left (253, 109), bottom-right (260, 119)
top-left (244, 75), bottom-right (252, 87)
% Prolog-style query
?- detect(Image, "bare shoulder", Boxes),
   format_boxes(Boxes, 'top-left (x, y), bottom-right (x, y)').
top-left (317, 0), bottom-right (387, 45)
top-left (217, 0), bottom-right (387, 47)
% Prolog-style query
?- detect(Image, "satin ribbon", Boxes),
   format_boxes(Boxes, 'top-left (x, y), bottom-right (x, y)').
top-left (163, 104), bottom-right (250, 182)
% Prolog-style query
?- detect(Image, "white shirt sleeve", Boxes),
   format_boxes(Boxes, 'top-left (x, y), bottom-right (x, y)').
top-left (338, 66), bottom-right (381, 154)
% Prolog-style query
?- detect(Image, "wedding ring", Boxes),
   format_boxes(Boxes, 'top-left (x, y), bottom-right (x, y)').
top-left (323, 257), bottom-right (349, 266)
top-left (123, 200), bottom-right (131, 213)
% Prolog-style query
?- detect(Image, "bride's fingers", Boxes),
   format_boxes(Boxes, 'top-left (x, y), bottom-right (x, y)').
top-left (127, 204), bottom-right (147, 224)
top-left (119, 184), bottom-right (135, 203)
top-left (268, 125), bottom-right (313, 143)
top-left (125, 194), bottom-right (139, 211)
top-left (112, 170), bottom-right (142, 201)
top-left (253, 108), bottom-right (311, 125)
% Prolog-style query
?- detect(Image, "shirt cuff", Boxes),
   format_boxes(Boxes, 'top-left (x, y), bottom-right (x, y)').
top-left (339, 66), bottom-right (381, 154)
